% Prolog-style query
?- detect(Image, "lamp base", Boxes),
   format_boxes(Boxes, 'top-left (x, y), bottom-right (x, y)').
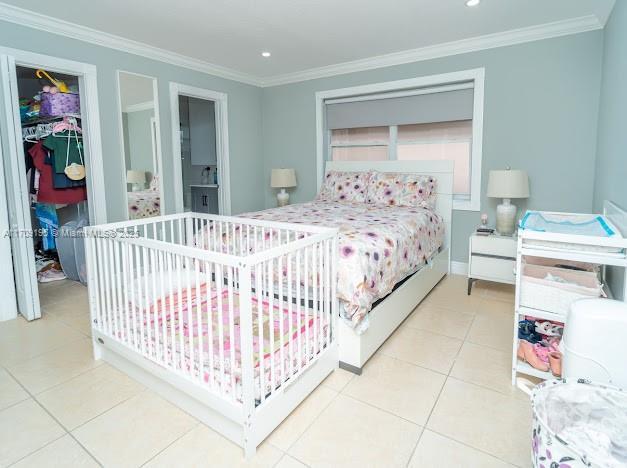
top-left (277, 189), bottom-right (289, 207)
top-left (495, 198), bottom-right (517, 236)
top-left (131, 183), bottom-right (143, 192)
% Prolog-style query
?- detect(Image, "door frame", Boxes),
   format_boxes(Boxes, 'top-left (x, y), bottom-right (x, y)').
top-left (169, 82), bottom-right (231, 215)
top-left (0, 47), bottom-right (106, 321)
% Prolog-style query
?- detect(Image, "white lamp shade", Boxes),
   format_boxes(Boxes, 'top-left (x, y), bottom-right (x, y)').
top-left (487, 170), bottom-right (530, 199)
top-left (271, 168), bottom-right (297, 188)
top-left (127, 170), bottom-right (146, 185)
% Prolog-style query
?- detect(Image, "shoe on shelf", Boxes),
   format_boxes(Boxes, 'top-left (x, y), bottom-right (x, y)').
top-left (517, 340), bottom-right (550, 372)
top-left (549, 351), bottom-right (562, 377)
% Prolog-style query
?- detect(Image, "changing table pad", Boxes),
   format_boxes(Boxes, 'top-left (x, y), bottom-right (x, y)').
top-left (519, 211), bottom-right (624, 254)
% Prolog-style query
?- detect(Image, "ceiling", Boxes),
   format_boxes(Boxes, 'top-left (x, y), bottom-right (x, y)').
top-left (0, 0), bottom-right (615, 84)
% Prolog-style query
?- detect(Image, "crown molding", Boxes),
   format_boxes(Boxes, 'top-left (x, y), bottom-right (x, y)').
top-left (0, 2), bottom-right (262, 87)
top-left (0, 2), bottom-right (605, 89)
top-left (258, 15), bottom-right (604, 87)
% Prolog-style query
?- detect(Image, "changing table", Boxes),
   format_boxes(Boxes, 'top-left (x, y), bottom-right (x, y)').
top-left (512, 201), bottom-right (627, 384)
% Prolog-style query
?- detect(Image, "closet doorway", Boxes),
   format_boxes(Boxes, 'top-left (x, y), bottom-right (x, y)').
top-left (0, 49), bottom-right (105, 322)
top-left (169, 83), bottom-right (231, 215)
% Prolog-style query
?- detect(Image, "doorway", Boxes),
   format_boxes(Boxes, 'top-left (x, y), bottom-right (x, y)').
top-left (169, 83), bottom-right (231, 215)
top-left (0, 50), bottom-right (105, 322)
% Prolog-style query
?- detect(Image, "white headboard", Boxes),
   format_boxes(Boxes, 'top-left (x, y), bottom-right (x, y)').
top-left (325, 160), bottom-right (454, 254)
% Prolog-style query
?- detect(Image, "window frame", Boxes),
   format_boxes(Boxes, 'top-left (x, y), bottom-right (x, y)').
top-left (315, 68), bottom-right (485, 211)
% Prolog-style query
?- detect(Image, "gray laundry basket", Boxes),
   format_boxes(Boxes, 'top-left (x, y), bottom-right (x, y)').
top-left (75, 226), bottom-right (87, 284)
top-left (57, 218), bottom-right (89, 283)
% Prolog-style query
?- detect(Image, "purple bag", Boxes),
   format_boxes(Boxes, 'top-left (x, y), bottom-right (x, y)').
top-left (40, 92), bottom-right (80, 117)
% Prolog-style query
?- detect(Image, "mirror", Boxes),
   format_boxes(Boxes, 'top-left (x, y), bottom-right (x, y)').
top-left (118, 71), bottom-right (162, 219)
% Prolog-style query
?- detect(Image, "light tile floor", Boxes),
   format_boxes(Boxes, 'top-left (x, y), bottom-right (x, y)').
top-left (0, 275), bottom-right (533, 467)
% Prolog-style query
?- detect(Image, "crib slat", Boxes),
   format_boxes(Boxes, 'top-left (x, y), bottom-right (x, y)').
top-left (227, 266), bottom-right (236, 399)
top-left (205, 260), bottom-right (215, 392)
top-left (255, 263), bottom-right (264, 402)
top-left (216, 263), bottom-right (225, 397)
top-left (194, 258), bottom-right (204, 384)
top-left (267, 258), bottom-right (275, 393)
top-left (121, 242), bottom-right (133, 349)
top-left (295, 250), bottom-right (302, 373)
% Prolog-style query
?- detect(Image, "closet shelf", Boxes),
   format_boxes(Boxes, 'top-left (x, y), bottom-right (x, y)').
top-left (21, 113), bottom-right (82, 126)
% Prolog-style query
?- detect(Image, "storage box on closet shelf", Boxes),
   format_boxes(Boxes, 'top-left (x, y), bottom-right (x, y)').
top-left (35, 69), bottom-right (81, 118)
top-left (519, 257), bottom-right (604, 316)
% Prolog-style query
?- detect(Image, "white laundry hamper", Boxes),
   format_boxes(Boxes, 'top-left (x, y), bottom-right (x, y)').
top-left (562, 298), bottom-right (627, 388)
top-left (528, 379), bottom-right (627, 468)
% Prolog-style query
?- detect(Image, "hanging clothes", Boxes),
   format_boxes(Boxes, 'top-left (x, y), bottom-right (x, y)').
top-left (45, 150), bottom-right (86, 188)
top-left (43, 130), bottom-right (84, 174)
top-left (28, 141), bottom-right (87, 204)
top-left (35, 203), bottom-right (58, 251)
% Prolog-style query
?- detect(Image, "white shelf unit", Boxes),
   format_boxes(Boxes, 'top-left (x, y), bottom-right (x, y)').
top-left (511, 201), bottom-right (627, 385)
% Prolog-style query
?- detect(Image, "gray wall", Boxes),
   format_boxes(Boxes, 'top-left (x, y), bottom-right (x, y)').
top-left (0, 19), bottom-right (264, 222)
top-left (261, 32), bottom-right (604, 262)
top-left (594, 2), bottom-right (627, 298)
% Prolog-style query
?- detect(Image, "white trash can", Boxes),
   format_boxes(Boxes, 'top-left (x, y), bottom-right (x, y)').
top-left (563, 298), bottom-right (627, 388)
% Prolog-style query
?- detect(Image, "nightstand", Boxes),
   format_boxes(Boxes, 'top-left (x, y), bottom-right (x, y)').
top-left (467, 232), bottom-right (517, 294)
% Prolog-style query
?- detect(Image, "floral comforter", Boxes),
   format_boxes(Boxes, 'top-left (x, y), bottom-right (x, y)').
top-left (127, 190), bottom-right (160, 220)
top-left (241, 201), bottom-right (444, 332)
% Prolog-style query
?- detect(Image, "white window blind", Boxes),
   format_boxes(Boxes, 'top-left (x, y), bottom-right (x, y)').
top-left (325, 85), bottom-right (474, 130)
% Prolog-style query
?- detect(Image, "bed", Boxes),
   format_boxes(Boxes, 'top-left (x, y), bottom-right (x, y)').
top-left (225, 160), bottom-right (453, 372)
top-left (282, 161), bottom-right (453, 372)
top-left (127, 189), bottom-right (161, 219)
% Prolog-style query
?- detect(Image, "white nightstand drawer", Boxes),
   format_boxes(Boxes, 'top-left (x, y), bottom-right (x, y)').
top-left (469, 255), bottom-right (516, 283)
top-left (471, 235), bottom-right (516, 258)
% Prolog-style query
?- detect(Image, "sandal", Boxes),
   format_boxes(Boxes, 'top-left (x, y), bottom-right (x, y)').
top-left (533, 343), bottom-right (550, 363)
top-left (549, 351), bottom-right (562, 377)
top-left (517, 340), bottom-right (550, 372)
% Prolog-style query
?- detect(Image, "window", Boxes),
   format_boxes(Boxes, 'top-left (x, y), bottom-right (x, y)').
top-left (330, 120), bottom-right (473, 200)
top-left (397, 120), bottom-right (472, 197)
top-left (318, 69), bottom-right (485, 211)
top-left (330, 126), bottom-right (389, 161)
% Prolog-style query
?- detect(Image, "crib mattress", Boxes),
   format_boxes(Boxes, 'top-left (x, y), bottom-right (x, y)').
top-left (115, 282), bottom-right (329, 403)
top-left (200, 201), bottom-right (444, 332)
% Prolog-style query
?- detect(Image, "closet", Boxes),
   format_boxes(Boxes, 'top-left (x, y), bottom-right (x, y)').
top-left (10, 65), bottom-right (90, 318)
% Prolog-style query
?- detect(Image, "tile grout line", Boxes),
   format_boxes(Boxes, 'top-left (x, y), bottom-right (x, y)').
top-left (3, 367), bottom-right (104, 468)
top-left (426, 426), bottom-right (520, 467)
top-left (279, 383), bottom-right (342, 457)
top-left (138, 421), bottom-right (203, 467)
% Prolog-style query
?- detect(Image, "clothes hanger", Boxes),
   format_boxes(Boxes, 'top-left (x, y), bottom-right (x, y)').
top-left (52, 116), bottom-right (82, 135)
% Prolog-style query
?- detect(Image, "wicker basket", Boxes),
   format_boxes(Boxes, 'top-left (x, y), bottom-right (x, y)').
top-left (520, 262), bottom-right (603, 315)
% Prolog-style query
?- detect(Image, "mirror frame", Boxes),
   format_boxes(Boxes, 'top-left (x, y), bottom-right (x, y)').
top-left (115, 70), bottom-right (164, 219)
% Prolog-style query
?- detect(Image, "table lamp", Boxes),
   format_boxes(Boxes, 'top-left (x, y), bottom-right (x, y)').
top-left (271, 168), bottom-right (297, 206)
top-left (127, 170), bottom-right (146, 192)
top-left (487, 169), bottom-right (529, 236)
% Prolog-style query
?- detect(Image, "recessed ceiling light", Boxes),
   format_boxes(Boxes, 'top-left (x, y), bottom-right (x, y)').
top-left (466, 0), bottom-right (480, 6)
top-left (261, 51), bottom-right (271, 58)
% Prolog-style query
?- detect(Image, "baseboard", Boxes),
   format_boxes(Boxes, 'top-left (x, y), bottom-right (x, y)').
top-left (451, 261), bottom-right (468, 276)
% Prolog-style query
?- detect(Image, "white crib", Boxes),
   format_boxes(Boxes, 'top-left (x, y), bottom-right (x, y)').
top-left (84, 213), bottom-right (338, 457)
